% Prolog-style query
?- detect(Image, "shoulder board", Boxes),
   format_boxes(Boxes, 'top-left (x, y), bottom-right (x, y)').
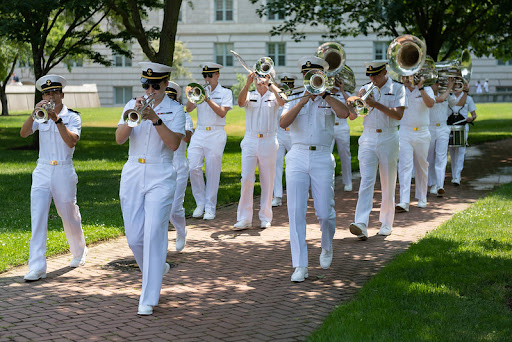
top-left (362, 81), bottom-right (371, 86)
top-left (171, 99), bottom-right (182, 105)
top-left (68, 108), bottom-right (80, 115)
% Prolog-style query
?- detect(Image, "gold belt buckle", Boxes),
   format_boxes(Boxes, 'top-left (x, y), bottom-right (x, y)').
top-left (309, 146), bottom-right (317, 151)
top-left (436, 123), bottom-right (441, 126)
top-left (138, 158), bottom-right (146, 164)
top-left (414, 127), bottom-right (419, 131)
top-left (206, 127), bottom-right (211, 131)
top-left (257, 133), bottom-right (263, 138)
top-left (376, 129), bottom-right (382, 133)
top-left (334, 122), bottom-right (340, 125)
top-left (50, 160), bottom-right (58, 165)
top-left (285, 127), bottom-right (290, 131)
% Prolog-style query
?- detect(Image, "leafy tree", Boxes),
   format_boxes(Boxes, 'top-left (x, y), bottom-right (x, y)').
top-left (231, 73), bottom-right (256, 100)
top-left (251, 0), bottom-right (512, 61)
top-left (0, 41), bottom-right (30, 115)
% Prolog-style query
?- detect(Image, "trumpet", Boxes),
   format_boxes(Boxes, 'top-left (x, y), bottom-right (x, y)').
top-left (185, 82), bottom-right (210, 104)
top-left (123, 94), bottom-right (155, 127)
top-left (32, 100), bottom-right (55, 123)
top-left (347, 83), bottom-right (381, 117)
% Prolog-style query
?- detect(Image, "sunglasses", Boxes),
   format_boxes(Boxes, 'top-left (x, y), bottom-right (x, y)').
top-left (142, 83), bottom-right (161, 90)
top-left (202, 72), bottom-right (214, 78)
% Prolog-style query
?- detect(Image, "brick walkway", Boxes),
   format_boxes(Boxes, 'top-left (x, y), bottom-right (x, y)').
top-left (1, 139), bottom-right (511, 342)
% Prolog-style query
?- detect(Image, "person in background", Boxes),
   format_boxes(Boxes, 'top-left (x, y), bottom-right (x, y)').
top-left (20, 75), bottom-right (87, 282)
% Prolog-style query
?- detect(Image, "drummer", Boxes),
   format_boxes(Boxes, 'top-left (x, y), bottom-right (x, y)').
top-left (447, 82), bottom-right (477, 186)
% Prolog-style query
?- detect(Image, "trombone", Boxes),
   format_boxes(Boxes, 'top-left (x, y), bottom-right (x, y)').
top-left (347, 83), bottom-right (381, 117)
top-left (32, 100), bottom-right (55, 123)
top-left (123, 94), bottom-right (155, 127)
top-left (185, 82), bottom-right (210, 104)
top-left (282, 69), bottom-right (328, 103)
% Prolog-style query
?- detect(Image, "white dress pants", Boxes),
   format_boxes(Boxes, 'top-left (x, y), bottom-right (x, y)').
top-left (285, 148), bottom-right (336, 268)
top-left (187, 129), bottom-right (227, 214)
top-left (29, 163), bottom-right (86, 273)
top-left (120, 161), bottom-right (176, 306)
top-left (448, 126), bottom-right (469, 182)
top-left (273, 130), bottom-right (291, 198)
top-left (236, 136), bottom-right (278, 223)
top-left (169, 154), bottom-right (188, 236)
top-left (427, 125), bottom-right (450, 188)
top-left (331, 127), bottom-right (352, 186)
top-left (398, 127), bottom-right (431, 203)
top-left (355, 130), bottom-right (399, 228)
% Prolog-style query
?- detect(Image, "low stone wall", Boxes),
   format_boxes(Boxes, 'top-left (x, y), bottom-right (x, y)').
top-left (2, 84), bottom-right (100, 112)
top-left (472, 92), bottom-right (512, 103)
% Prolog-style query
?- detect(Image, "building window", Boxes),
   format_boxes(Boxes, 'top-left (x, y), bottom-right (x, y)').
top-left (67, 59), bottom-right (83, 68)
top-left (267, 1), bottom-right (284, 20)
top-left (113, 54), bottom-right (132, 67)
top-left (374, 41), bottom-right (388, 60)
top-left (215, 43), bottom-right (234, 67)
top-left (215, 0), bottom-right (233, 21)
top-left (114, 87), bottom-right (132, 105)
top-left (267, 42), bottom-right (286, 66)
top-left (178, 8), bottom-right (182, 22)
top-left (497, 59), bottom-right (511, 66)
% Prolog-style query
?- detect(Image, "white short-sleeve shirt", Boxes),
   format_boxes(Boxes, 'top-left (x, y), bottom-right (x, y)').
top-left (243, 89), bottom-right (280, 134)
top-left (450, 94), bottom-right (476, 118)
top-left (400, 86), bottom-right (435, 127)
top-left (33, 105), bottom-right (81, 161)
top-left (196, 84), bottom-right (233, 127)
top-left (429, 93), bottom-right (457, 125)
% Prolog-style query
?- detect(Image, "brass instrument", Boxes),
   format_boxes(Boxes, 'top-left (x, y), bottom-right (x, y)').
top-left (185, 82), bottom-right (210, 104)
top-left (315, 42), bottom-right (346, 89)
top-left (347, 83), bottom-right (381, 117)
top-left (436, 49), bottom-right (472, 93)
top-left (283, 70), bottom-right (328, 103)
top-left (389, 55), bottom-right (438, 86)
top-left (32, 100), bottom-right (55, 123)
top-left (122, 94), bottom-right (155, 127)
top-left (334, 65), bottom-right (356, 93)
top-left (387, 34), bottom-right (427, 78)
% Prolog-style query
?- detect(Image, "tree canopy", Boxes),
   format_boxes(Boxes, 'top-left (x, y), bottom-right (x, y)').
top-left (251, 0), bottom-right (512, 61)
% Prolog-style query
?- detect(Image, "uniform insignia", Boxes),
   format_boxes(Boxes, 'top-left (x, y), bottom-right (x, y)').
top-left (284, 76), bottom-right (288, 81)
top-left (368, 66), bottom-right (374, 71)
top-left (203, 66), bottom-right (208, 71)
top-left (46, 80), bottom-right (52, 85)
top-left (147, 68), bottom-right (153, 76)
top-left (306, 61), bottom-right (311, 67)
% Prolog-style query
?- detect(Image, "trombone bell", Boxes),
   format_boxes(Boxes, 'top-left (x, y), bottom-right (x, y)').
top-left (185, 82), bottom-right (209, 104)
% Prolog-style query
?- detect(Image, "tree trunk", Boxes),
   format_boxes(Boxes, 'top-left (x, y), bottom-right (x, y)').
top-left (0, 84), bottom-right (8, 116)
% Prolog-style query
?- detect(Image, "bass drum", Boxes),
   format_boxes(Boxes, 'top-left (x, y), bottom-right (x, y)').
top-left (449, 125), bottom-right (466, 147)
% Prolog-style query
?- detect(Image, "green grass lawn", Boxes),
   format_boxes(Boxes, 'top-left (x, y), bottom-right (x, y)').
top-left (0, 102), bottom-right (511, 275)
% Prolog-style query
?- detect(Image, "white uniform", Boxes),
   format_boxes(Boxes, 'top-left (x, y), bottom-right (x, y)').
top-left (398, 86), bottom-right (435, 204)
top-left (28, 105), bottom-right (86, 273)
top-left (273, 101), bottom-right (293, 200)
top-left (331, 92), bottom-right (353, 187)
top-left (187, 84), bottom-right (233, 215)
top-left (283, 93), bottom-right (337, 268)
top-left (427, 94), bottom-right (457, 189)
top-left (169, 112), bottom-right (193, 236)
top-left (118, 96), bottom-right (185, 307)
top-left (236, 89), bottom-right (280, 223)
top-left (354, 78), bottom-right (407, 228)
top-left (448, 94), bottom-right (476, 183)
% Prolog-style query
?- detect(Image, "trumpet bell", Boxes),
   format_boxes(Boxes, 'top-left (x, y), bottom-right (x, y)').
top-left (347, 83), bottom-right (381, 117)
top-left (304, 70), bottom-right (327, 95)
top-left (316, 42), bottom-right (346, 77)
top-left (387, 34), bottom-right (427, 77)
top-left (123, 109), bottom-right (142, 128)
top-left (32, 108), bottom-right (49, 124)
top-left (185, 83), bottom-right (207, 104)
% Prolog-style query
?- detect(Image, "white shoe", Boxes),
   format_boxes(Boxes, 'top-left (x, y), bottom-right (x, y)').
top-left (271, 197), bottom-right (282, 207)
top-left (176, 229), bottom-right (186, 252)
top-left (137, 304), bottom-right (153, 315)
top-left (203, 211), bottom-right (215, 220)
top-left (164, 263), bottom-right (170, 275)
top-left (437, 187), bottom-right (445, 197)
top-left (343, 184), bottom-right (352, 192)
top-left (378, 225), bottom-right (392, 236)
top-left (233, 220), bottom-right (251, 230)
top-left (291, 267), bottom-right (308, 282)
top-left (429, 185), bottom-right (438, 195)
top-left (192, 206), bottom-right (204, 218)
top-left (260, 220), bottom-right (271, 229)
top-left (23, 269), bottom-right (47, 282)
top-left (395, 202), bottom-right (410, 212)
top-left (319, 248), bottom-right (333, 269)
top-left (70, 246), bottom-right (88, 267)
top-left (349, 222), bottom-right (368, 241)
top-left (417, 199), bottom-right (427, 208)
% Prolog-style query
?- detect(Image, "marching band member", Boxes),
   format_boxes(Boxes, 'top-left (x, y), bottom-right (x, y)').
top-left (234, 70), bottom-right (285, 229)
top-left (272, 73), bottom-right (296, 207)
top-left (186, 63), bottom-right (233, 220)
top-left (331, 78), bottom-right (357, 192)
top-left (116, 62), bottom-right (185, 315)
top-left (395, 76), bottom-right (435, 212)
top-left (281, 56), bottom-right (350, 282)
top-left (448, 82), bottom-right (477, 185)
top-left (427, 78), bottom-right (457, 196)
top-left (166, 82), bottom-right (193, 252)
top-left (20, 75), bottom-right (87, 281)
top-left (349, 61), bottom-right (407, 239)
